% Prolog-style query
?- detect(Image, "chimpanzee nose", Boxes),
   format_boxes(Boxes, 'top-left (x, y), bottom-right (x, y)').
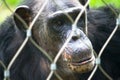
top-left (72, 28), bottom-right (81, 41)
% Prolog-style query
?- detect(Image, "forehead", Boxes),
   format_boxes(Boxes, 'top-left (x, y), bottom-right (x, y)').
top-left (46, 0), bottom-right (81, 12)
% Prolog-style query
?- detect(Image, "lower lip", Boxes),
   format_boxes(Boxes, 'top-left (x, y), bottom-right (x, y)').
top-left (67, 56), bottom-right (95, 73)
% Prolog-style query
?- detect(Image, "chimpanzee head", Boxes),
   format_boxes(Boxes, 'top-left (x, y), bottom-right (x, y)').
top-left (13, 0), bottom-right (95, 75)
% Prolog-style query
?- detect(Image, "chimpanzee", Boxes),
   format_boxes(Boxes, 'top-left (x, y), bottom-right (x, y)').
top-left (0, 0), bottom-right (120, 80)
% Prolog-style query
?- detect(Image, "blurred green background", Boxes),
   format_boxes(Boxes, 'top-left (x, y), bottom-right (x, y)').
top-left (0, 0), bottom-right (22, 22)
top-left (0, 0), bottom-right (120, 22)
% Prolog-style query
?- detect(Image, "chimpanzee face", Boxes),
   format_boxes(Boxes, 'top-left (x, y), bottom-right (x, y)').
top-left (45, 7), bottom-right (95, 73)
top-left (14, 0), bottom-right (95, 75)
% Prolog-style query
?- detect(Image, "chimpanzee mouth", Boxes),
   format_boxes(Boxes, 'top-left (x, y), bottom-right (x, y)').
top-left (71, 56), bottom-right (94, 66)
top-left (67, 56), bottom-right (95, 73)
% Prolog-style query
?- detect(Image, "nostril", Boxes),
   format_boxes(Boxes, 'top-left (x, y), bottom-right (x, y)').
top-left (72, 36), bottom-right (79, 41)
top-left (68, 29), bottom-right (81, 41)
top-left (72, 28), bottom-right (81, 41)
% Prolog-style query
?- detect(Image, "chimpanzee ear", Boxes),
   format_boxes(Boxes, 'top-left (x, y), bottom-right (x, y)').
top-left (79, 0), bottom-right (89, 9)
top-left (14, 5), bottom-right (32, 30)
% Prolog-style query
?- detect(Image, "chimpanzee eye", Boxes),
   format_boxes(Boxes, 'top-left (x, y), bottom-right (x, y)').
top-left (51, 19), bottom-right (65, 32)
top-left (53, 20), bottom-right (64, 27)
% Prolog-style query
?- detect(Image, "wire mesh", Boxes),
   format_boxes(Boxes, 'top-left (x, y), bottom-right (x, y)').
top-left (0, 0), bottom-right (119, 80)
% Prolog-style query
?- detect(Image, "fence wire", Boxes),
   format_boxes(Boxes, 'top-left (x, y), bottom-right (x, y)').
top-left (0, 0), bottom-right (120, 80)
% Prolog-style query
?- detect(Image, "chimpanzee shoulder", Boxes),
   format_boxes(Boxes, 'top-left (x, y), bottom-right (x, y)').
top-left (0, 17), bottom-right (16, 56)
top-left (87, 6), bottom-right (120, 79)
top-left (88, 6), bottom-right (119, 51)
top-left (0, 16), bottom-right (49, 80)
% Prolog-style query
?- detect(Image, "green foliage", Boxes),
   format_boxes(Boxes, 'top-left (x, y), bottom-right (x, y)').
top-left (90, 0), bottom-right (120, 8)
top-left (5, 0), bottom-right (22, 6)
top-left (0, 0), bottom-right (120, 22)
top-left (0, 0), bottom-right (23, 22)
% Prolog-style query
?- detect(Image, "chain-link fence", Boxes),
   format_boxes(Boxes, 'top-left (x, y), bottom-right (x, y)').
top-left (0, 0), bottom-right (120, 80)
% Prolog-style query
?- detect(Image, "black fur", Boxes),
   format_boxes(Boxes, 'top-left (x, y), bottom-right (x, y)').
top-left (0, 0), bottom-right (120, 80)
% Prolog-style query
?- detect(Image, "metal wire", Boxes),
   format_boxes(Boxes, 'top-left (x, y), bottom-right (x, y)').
top-left (0, 0), bottom-right (119, 80)
top-left (88, 14), bottom-right (120, 80)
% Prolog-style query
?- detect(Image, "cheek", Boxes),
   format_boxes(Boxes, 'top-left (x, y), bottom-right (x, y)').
top-left (84, 37), bottom-right (93, 49)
